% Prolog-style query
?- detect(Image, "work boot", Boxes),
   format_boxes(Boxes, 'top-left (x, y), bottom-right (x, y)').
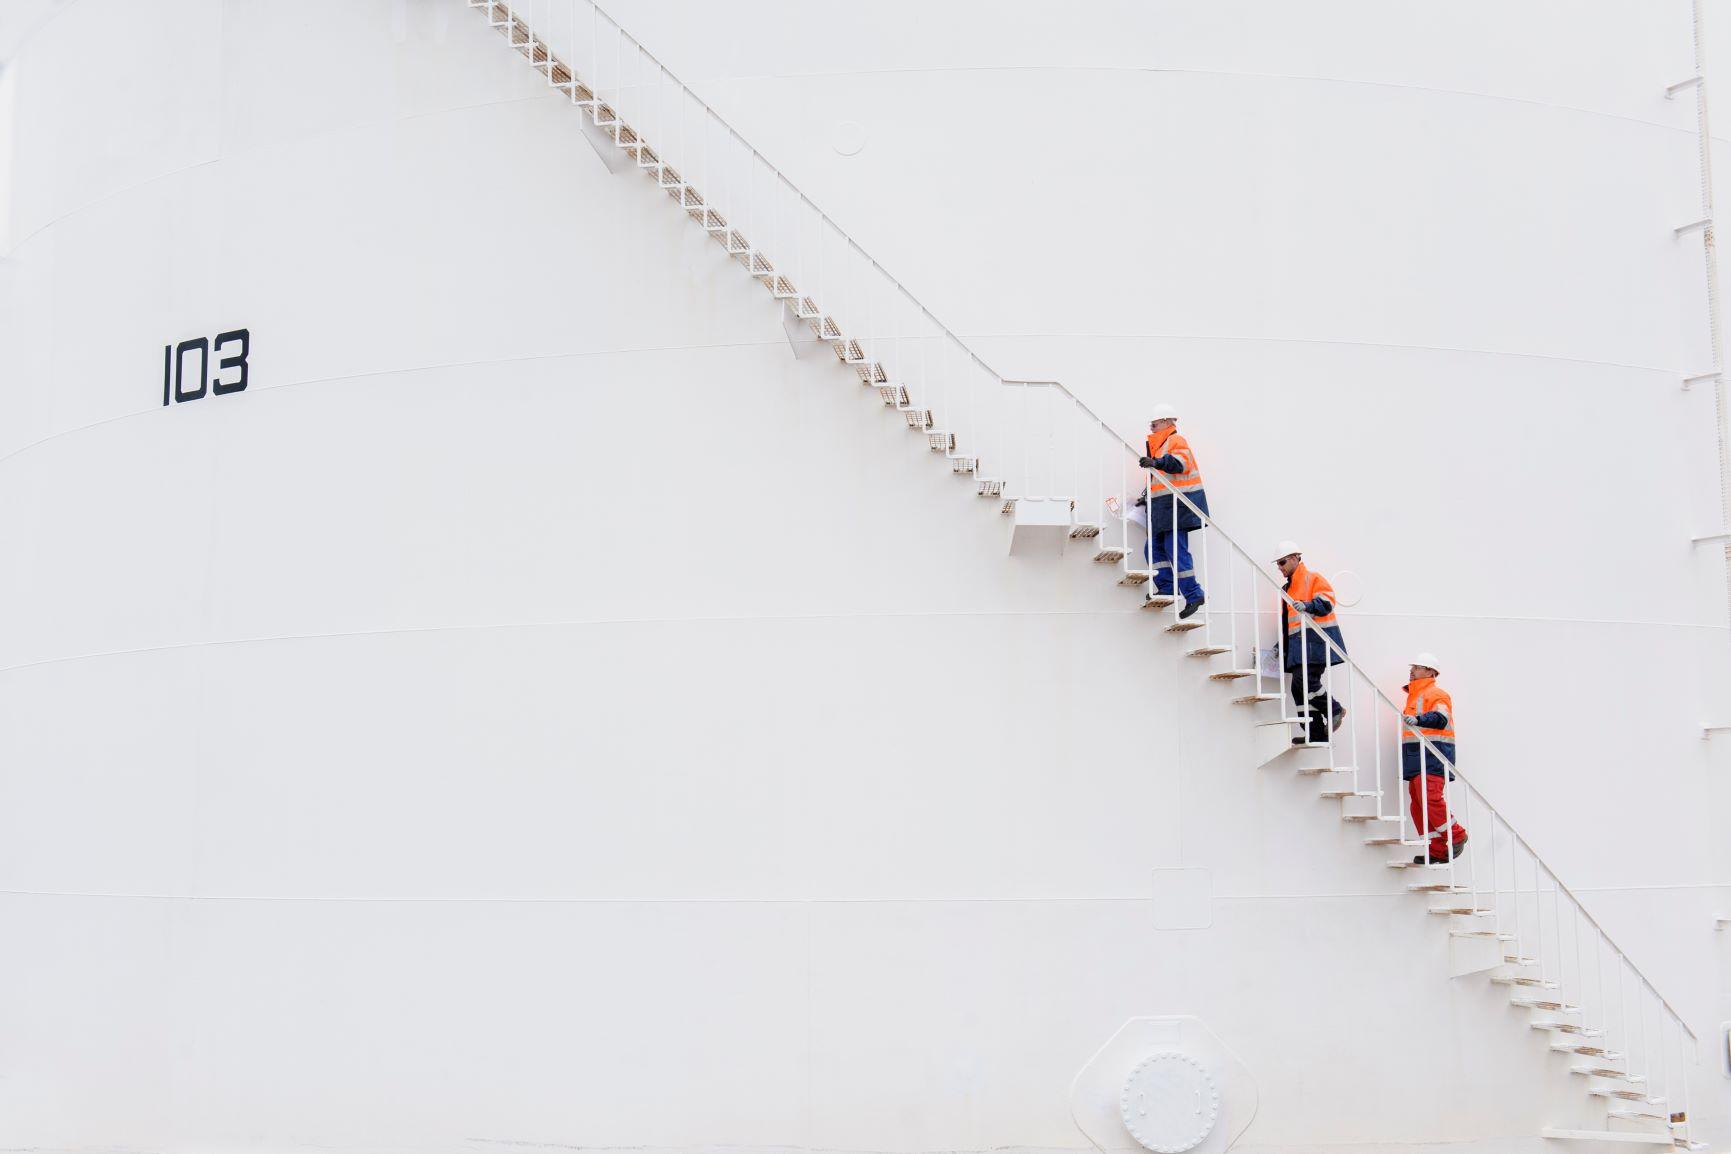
top-left (1427, 832), bottom-right (1469, 864)
top-left (1331, 705), bottom-right (1347, 733)
top-left (1178, 596), bottom-right (1205, 620)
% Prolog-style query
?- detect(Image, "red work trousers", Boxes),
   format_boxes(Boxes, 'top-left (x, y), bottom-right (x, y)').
top-left (1408, 773), bottom-right (1465, 855)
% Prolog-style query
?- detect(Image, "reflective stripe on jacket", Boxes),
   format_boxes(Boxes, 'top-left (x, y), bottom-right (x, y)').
top-left (1280, 562), bottom-right (1346, 670)
top-left (1401, 676), bottom-right (1456, 779)
top-left (1144, 426), bottom-right (1209, 533)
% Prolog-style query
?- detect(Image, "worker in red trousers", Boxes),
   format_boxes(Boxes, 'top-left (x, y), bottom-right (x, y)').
top-left (1402, 652), bottom-right (1467, 864)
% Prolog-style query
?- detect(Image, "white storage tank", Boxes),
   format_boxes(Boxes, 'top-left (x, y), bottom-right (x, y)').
top-left (0, 2), bottom-right (1726, 1151)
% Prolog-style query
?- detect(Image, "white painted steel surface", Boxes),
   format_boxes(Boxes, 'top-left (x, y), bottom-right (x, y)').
top-left (0, 1), bottom-right (1728, 1152)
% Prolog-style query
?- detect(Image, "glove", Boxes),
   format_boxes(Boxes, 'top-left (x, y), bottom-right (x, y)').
top-left (1403, 715), bottom-right (1419, 727)
top-left (1138, 455), bottom-right (1156, 469)
top-left (1133, 493), bottom-right (1146, 508)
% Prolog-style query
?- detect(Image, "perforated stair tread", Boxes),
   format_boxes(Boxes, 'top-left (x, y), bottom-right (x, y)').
top-left (1571, 1066), bottom-right (1645, 1082)
top-left (1530, 1021), bottom-right (1602, 1035)
top-left (1589, 1087), bottom-right (1666, 1104)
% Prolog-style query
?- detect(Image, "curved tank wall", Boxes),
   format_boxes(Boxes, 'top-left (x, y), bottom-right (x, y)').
top-left (0, 1), bottom-right (1726, 1151)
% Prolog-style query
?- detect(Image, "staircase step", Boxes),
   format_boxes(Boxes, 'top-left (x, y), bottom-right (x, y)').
top-left (1603, 1106), bottom-right (1683, 1125)
top-left (1511, 999), bottom-right (1579, 1013)
top-left (1342, 813), bottom-right (1402, 823)
top-left (1093, 546), bottom-right (1126, 563)
top-left (927, 432), bottom-right (955, 452)
top-left (1590, 1088), bottom-right (1665, 1105)
top-left (1451, 929), bottom-right (1516, 940)
top-left (1208, 668), bottom-right (1257, 681)
top-left (1164, 619), bottom-right (1206, 632)
top-left (878, 385), bottom-right (908, 406)
top-left (1322, 787), bottom-right (1374, 799)
top-left (1186, 646), bottom-right (1231, 657)
top-left (1141, 594), bottom-right (1175, 609)
top-left (1365, 836), bottom-right (1406, 846)
top-left (1572, 1066), bottom-right (1644, 1083)
top-left (1488, 975), bottom-right (1557, 988)
top-left (1118, 570), bottom-right (1152, 586)
top-left (1069, 523), bottom-right (1101, 539)
top-left (902, 409), bottom-right (933, 430)
top-left (977, 479), bottom-right (1004, 498)
top-left (948, 455), bottom-right (978, 475)
top-left (1386, 858), bottom-right (1447, 868)
top-left (1550, 1043), bottom-right (1622, 1059)
top-left (1429, 905), bottom-right (1494, 915)
top-left (1231, 693), bottom-right (1282, 705)
top-left (1408, 882), bottom-right (1467, 893)
top-left (1530, 1021), bottom-right (1601, 1035)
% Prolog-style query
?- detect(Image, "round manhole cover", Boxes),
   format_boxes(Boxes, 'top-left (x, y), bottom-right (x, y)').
top-left (1118, 1050), bottom-right (1220, 1153)
top-left (831, 120), bottom-right (867, 156)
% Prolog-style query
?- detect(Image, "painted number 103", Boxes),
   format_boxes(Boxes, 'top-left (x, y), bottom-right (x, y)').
top-left (162, 329), bottom-right (251, 406)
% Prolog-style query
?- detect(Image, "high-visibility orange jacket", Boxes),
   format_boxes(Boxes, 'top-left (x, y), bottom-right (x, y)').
top-left (1279, 562), bottom-right (1346, 671)
top-left (1401, 676), bottom-right (1456, 779)
top-left (1141, 426), bottom-right (1209, 533)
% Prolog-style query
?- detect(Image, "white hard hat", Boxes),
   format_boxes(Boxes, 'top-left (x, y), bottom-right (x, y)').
top-left (1412, 652), bottom-right (1440, 672)
top-left (1272, 540), bottom-right (1302, 561)
top-left (1149, 404), bottom-right (1178, 421)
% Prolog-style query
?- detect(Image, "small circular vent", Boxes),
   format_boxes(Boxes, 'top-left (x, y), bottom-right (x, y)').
top-left (831, 120), bottom-right (867, 156)
top-left (1118, 1050), bottom-right (1220, 1153)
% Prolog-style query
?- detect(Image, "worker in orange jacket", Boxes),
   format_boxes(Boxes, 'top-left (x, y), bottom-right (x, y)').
top-left (1402, 653), bottom-right (1467, 864)
top-left (1136, 404), bottom-right (1209, 619)
top-left (1273, 542), bottom-right (1346, 745)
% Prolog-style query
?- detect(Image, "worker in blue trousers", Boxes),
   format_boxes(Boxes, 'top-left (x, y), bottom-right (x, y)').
top-left (1136, 404), bottom-right (1209, 620)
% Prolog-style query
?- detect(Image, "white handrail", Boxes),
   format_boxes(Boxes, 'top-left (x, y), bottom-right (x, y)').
top-left (469, 1), bottom-right (1701, 1132)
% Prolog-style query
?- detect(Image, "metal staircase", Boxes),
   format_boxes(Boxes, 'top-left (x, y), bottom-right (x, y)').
top-left (463, 2), bottom-right (1705, 1146)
